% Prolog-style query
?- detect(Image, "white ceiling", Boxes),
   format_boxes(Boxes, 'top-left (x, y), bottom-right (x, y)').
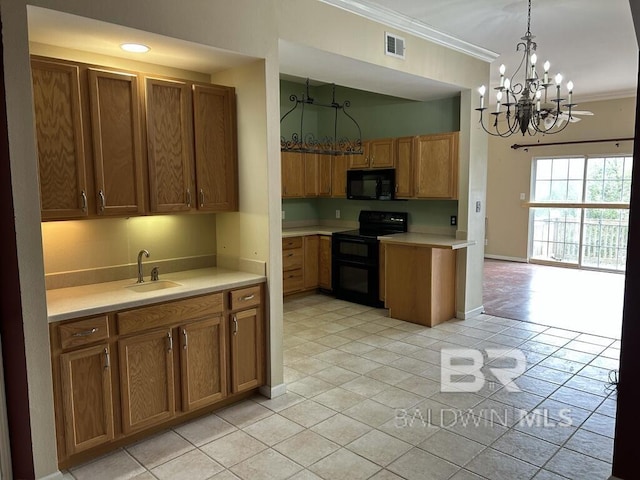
top-left (27, 1), bottom-right (638, 104)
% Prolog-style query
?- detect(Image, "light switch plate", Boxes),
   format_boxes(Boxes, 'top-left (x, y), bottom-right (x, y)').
top-left (336, 209), bottom-right (341, 219)
top-left (520, 193), bottom-right (526, 201)
top-left (281, 210), bottom-right (285, 220)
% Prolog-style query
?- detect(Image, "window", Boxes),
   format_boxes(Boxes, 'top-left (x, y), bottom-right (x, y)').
top-left (530, 155), bottom-right (632, 272)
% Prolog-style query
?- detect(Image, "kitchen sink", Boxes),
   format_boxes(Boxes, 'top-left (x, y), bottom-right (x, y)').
top-left (125, 280), bottom-right (182, 293)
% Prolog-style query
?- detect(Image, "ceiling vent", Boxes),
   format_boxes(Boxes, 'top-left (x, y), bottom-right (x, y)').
top-left (385, 32), bottom-right (405, 59)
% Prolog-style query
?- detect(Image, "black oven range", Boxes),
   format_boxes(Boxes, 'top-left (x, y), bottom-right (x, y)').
top-left (332, 210), bottom-right (408, 307)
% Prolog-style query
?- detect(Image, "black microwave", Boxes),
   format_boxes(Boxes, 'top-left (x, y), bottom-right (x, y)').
top-left (347, 168), bottom-right (396, 200)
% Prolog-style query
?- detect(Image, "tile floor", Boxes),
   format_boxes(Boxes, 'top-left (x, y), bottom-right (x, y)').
top-left (63, 294), bottom-right (619, 480)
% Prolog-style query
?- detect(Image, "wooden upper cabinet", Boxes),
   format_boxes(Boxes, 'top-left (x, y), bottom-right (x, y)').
top-left (192, 84), bottom-right (238, 212)
top-left (369, 138), bottom-right (395, 168)
top-left (395, 136), bottom-right (415, 198)
top-left (88, 69), bottom-right (145, 216)
top-left (349, 142), bottom-right (369, 169)
top-left (281, 151), bottom-right (305, 198)
top-left (331, 155), bottom-right (349, 198)
top-left (414, 132), bottom-right (459, 199)
top-left (304, 153), bottom-right (319, 197)
top-left (318, 154), bottom-right (332, 197)
top-left (31, 59), bottom-right (88, 220)
top-left (145, 77), bottom-right (193, 213)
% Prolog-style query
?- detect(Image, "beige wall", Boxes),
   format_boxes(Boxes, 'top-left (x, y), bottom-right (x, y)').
top-left (486, 96), bottom-right (636, 261)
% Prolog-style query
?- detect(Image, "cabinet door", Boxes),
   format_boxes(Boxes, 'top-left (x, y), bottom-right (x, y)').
top-left (331, 155), bottom-right (349, 198)
top-left (230, 308), bottom-right (264, 393)
top-left (303, 235), bottom-right (319, 290)
top-left (349, 141), bottom-right (369, 169)
top-left (304, 153), bottom-right (319, 197)
top-left (88, 69), bottom-right (145, 216)
top-left (31, 59), bottom-right (88, 220)
top-left (319, 235), bottom-right (332, 290)
top-left (395, 136), bottom-right (415, 198)
top-left (146, 78), bottom-right (193, 212)
top-left (369, 138), bottom-right (395, 168)
top-left (281, 151), bottom-right (304, 197)
top-left (193, 84), bottom-right (238, 212)
top-left (59, 344), bottom-right (114, 455)
top-left (318, 154), bottom-right (332, 196)
top-left (119, 328), bottom-right (175, 434)
top-left (415, 132), bottom-right (459, 199)
top-left (180, 316), bottom-right (227, 411)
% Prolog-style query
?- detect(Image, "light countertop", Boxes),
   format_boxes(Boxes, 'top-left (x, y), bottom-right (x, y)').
top-left (46, 267), bottom-right (266, 323)
top-left (282, 226), bottom-right (351, 237)
top-left (379, 233), bottom-right (476, 249)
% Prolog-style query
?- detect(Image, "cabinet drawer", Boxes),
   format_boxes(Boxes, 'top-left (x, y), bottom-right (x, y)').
top-left (283, 269), bottom-right (303, 294)
top-left (282, 237), bottom-right (303, 250)
top-left (118, 293), bottom-right (224, 335)
top-left (283, 248), bottom-right (303, 271)
top-left (58, 316), bottom-right (110, 350)
top-left (230, 285), bottom-right (261, 311)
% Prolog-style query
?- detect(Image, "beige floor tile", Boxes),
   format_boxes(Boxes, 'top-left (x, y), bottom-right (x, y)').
top-left (565, 428), bottom-right (614, 462)
top-left (465, 448), bottom-right (539, 480)
top-left (387, 447), bottom-right (459, 480)
top-left (366, 365), bottom-right (414, 385)
top-left (310, 413), bottom-right (372, 445)
top-left (342, 398), bottom-right (397, 427)
top-left (448, 470), bottom-right (485, 480)
top-left (131, 473), bottom-right (156, 480)
top-left (368, 470), bottom-right (406, 480)
top-left (445, 414), bottom-right (509, 446)
top-left (581, 412), bottom-right (616, 438)
top-left (341, 376), bottom-right (390, 397)
top-left (316, 334), bottom-right (352, 348)
top-left (70, 449), bottom-right (145, 480)
top-left (287, 470), bottom-right (324, 480)
top-left (287, 376), bottom-right (335, 398)
top-left (545, 448), bottom-right (612, 479)
top-left (173, 413), bottom-right (236, 446)
top-left (549, 385), bottom-right (605, 411)
top-left (242, 413), bottom-right (305, 446)
top-left (151, 449), bottom-right (223, 480)
top-left (418, 429), bottom-right (485, 467)
top-left (360, 347), bottom-right (402, 364)
top-left (491, 429), bottom-right (559, 467)
top-left (126, 430), bottom-right (194, 469)
top-left (337, 341), bottom-right (376, 355)
top-left (200, 430), bottom-right (267, 468)
top-left (208, 470), bottom-right (242, 480)
top-left (338, 355), bottom-right (382, 374)
top-left (346, 429), bottom-right (412, 466)
top-left (372, 386), bottom-right (425, 409)
top-left (531, 470), bottom-right (570, 480)
top-left (255, 392), bottom-right (305, 412)
top-left (312, 386), bottom-right (367, 411)
top-left (378, 416), bottom-right (440, 445)
top-left (230, 448), bottom-right (302, 480)
top-left (358, 334), bottom-right (394, 347)
top-left (309, 448), bottom-right (381, 480)
top-left (312, 365), bottom-right (361, 385)
top-left (216, 400), bottom-right (273, 428)
top-left (394, 375), bottom-right (441, 397)
top-left (274, 429), bottom-right (339, 466)
top-left (288, 357), bottom-right (333, 375)
top-left (284, 366), bottom-right (307, 383)
top-left (279, 399), bottom-right (337, 428)
top-left (311, 349), bottom-right (355, 365)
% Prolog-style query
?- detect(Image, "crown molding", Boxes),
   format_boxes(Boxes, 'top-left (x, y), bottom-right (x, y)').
top-left (317, 0), bottom-right (499, 63)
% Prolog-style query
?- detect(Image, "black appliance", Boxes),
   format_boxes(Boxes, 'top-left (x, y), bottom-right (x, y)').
top-left (347, 169), bottom-right (395, 200)
top-left (332, 210), bottom-right (408, 307)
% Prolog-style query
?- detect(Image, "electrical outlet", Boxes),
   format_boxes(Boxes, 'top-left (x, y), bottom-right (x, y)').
top-left (335, 209), bottom-right (341, 219)
top-left (281, 210), bottom-right (285, 220)
top-left (450, 215), bottom-right (457, 226)
top-left (520, 193), bottom-right (526, 201)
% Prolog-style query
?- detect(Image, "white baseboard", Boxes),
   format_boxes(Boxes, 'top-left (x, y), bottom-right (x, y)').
top-left (484, 254), bottom-right (528, 263)
top-left (456, 305), bottom-right (485, 319)
top-left (259, 383), bottom-right (287, 399)
top-left (38, 471), bottom-right (64, 480)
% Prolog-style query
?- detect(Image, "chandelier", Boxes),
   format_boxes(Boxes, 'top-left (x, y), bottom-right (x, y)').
top-left (280, 78), bottom-right (363, 155)
top-left (476, 0), bottom-right (576, 137)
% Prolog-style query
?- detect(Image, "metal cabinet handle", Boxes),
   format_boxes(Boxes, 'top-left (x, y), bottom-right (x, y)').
top-left (167, 332), bottom-right (173, 351)
top-left (232, 315), bottom-right (238, 335)
top-left (98, 190), bottom-right (105, 212)
top-left (186, 188), bottom-right (191, 207)
top-left (72, 327), bottom-right (98, 337)
top-left (104, 348), bottom-right (110, 369)
top-left (241, 294), bottom-right (255, 301)
top-left (395, 184), bottom-right (399, 193)
top-left (200, 188), bottom-right (205, 207)
top-left (81, 190), bottom-right (87, 212)
top-left (287, 253), bottom-right (294, 257)
top-left (182, 328), bottom-right (188, 350)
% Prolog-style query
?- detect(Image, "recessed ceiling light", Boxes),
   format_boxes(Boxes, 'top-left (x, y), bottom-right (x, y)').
top-left (120, 43), bottom-right (150, 53)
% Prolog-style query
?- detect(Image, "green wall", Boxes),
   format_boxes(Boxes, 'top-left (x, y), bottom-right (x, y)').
top-left (280, 78), bottom-right (460, 229)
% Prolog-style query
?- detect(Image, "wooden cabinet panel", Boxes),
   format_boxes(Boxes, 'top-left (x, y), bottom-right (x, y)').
top-left (304, 235), bottom-right (319, 290)
top-left (230, 308), bottom-right (264, 393)
top-left (395, 136), bottom-right (414, 198)
top-left (331, 155), bottom-right (348, 198)
top-left (60, 344), bottom-right (114, 455)
top-left (283, 237), bottom-right (303, 250)
top-left (282, 248), bottom-right (303, 271)
top-left (369, 138), bottom-right (395, 168)
top-left (146, 77), bottom-right (193, 212)
top-left (283, 269), bottom-right (304, 294)
top-left (319, 235), bottom-right (332, 290)
top-left (415, 132), bottom-right (459, 199)
top-left (318, 154), bottom-right (332, 196)
top-left (349, 143), bottom-right (369, 169)
top-left (281, 151), bottom-right (305, 197)
top-left (180, 317), bottom-right (227, 411)
top-left (230, 285), bottom-right (261, 311)
top-left (88, 69), bottom-right (145, 216)
top-left (379, 242), bottom-right (386, 303)
top-left (304, 153), bottom-right (319, 196)
top-left (119, 328), bottom-right (175, 434)
top-left (58, 315), bottom-right (109, 350)
top-left (31, 59), bottom-right (88, 220)
top-left (193, 84), bottom-right (238, 211)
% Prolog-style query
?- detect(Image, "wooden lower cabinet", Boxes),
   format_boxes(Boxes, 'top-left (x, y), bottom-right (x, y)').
top-left (59, 343), bottom-right (114, 455)
top-left (119, 328), bottom-right (176, 434)
top-left (303, 235), bottom-right (320, 290)
top-left (319, 235), bottom-right (332, 290)
top-left (51, 283), bottom-right (265, 469)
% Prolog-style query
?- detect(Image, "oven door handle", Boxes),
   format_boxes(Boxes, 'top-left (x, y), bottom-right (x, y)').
top-left (333, 257), bottom-right (378, 268)
top-left (333, 237), bottom-right (369, 244)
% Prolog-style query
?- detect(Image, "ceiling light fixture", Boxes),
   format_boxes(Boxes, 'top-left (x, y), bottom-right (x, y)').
top-left (120, 43), bottom-right (150, 53)
top-left (280, 78), bottom-right (363, 156)
top-left (476, 0), bottom-right (579, 137)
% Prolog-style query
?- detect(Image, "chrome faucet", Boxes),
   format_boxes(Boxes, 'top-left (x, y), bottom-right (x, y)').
top-left (137, 249), bottom-right (150, 283)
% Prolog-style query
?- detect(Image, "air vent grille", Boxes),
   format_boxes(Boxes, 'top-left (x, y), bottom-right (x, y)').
top-left (385, 32), bottom-right (405, 59)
